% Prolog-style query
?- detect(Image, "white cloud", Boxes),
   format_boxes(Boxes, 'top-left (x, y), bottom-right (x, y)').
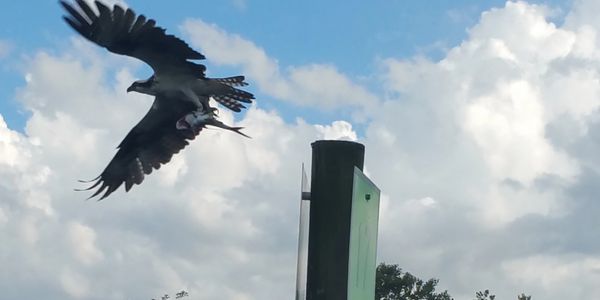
top-left (68, 222), bottom-right (104, 265)
top-left (368, 1), bottom-right (600, 298)
top-left (4, 1), bottom-right (600, 299)
top-left (502, 255), bottom-right (600, 299)
top-left (315, 120), bottom-right (357, 141)
top-left (0, 115), bottom-right (26, 167)
top-left (0, 207), bottom-right (7, 224)
top-left (60, 268), bottom-right (91, 299)
top-left (0, 34), bottom-right (356, 299)
top-left (565, 0), bottom-right (600, 31)
top-left (181, 20), bottom-right (379, 115)
top-left (463, 80), bottom-right (577, 184)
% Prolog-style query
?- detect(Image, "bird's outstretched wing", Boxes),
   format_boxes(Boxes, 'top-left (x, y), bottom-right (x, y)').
top-left (80, 95), bottom-right (198, 200)
top-left (60, 0), bottom-right (206, 77)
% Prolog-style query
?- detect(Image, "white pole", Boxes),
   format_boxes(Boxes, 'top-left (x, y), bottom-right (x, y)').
top-left (295, 164), bottom-right (311, 300)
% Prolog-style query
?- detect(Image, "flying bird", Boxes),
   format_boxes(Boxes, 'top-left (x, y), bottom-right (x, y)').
top-left (60, 0), bottom-right (254, 200)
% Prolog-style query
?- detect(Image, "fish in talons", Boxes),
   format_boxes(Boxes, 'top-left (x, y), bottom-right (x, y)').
top-left (176, 109), bottom-right (251, 138)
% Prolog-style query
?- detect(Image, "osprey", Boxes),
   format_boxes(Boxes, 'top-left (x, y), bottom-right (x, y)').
top-left (61, 0), bottom-right (254, 200)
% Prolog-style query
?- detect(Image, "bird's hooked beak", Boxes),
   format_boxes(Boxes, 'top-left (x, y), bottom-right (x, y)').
top-left (126, 84), bottom-right (135, 93)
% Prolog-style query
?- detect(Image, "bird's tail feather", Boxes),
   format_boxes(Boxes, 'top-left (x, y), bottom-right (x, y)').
top-left (211, 87), bottom-right (255, 112)
top-left (214, 76), bottom-right (248, 87)
top-left (209, 76), bottom-right (255, 112)
top-left (212, 95), bottom-right (247, 112)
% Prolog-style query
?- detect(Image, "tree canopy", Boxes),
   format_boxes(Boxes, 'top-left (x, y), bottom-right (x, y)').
top-left (375, 263), bottom-right (453, 300)
top-left (375, 263), bottom-right (532, 300)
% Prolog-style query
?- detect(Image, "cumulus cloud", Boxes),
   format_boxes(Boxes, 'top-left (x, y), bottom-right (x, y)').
top-left (180, 19), bottom-right (379, 115)
top-left (68, 222), bottom-right (104, 266)
top-left (502, 254), bottom-right (600, 299)
top-left (60, 268), bottom-right (91, 299)
top-left (368, 1), bottom-right (600, 299)
top-left (0, 35), bottom-right (357, 299)
top-left (4, 1), bottom-right (600, 299)
top-left (315, 120), bottom-right (357, 141)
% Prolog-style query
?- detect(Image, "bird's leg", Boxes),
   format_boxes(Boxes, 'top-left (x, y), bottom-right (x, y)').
top-left (184, 90), bottom-right (206, 113)
top-left (183, 90), bottom-right (220, 119)
top-left (177, 91), bottom-right (223, 133)
top-left (194, 102), bottom-right (218, 119)
top-left (206, 106), bottom-right (219, 118)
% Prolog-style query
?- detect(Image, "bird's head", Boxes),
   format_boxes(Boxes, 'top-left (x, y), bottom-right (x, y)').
top-left (127, 76), bottom-right (156, 95)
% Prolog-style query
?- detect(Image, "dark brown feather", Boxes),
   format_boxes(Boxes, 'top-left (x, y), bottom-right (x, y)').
top-left (81, 95), bottom-right (199, 200)
top-left (60, 0), bottom-right (206, 77)
top-left (75, 0), bottom-right (97, 22)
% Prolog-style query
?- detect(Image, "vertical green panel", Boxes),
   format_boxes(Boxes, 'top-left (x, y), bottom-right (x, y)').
top-left (347, 167), bottom-right (380, 300)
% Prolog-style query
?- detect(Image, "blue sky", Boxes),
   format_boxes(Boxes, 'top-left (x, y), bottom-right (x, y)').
top-left (0, 0), bottom-right (571, 130)
top-left (9, 1), bottom-right (600, 299)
